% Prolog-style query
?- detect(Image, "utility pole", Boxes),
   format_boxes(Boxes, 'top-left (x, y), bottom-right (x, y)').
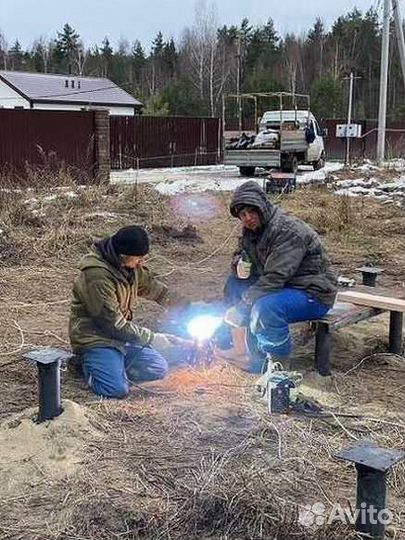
top-left (346, 72), bottom-right (354, 165)
top-left (391, 0), bottom-right (405, 88)
top-left (343, 72), bottom-right (361, 165)
top-left (377, 0), bottom-right (390, 164)
top-left (236, 35), bottom-right (242, 132)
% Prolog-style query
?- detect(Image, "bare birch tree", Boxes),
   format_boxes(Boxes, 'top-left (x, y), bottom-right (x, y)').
top-left (0, 30), bottom-right (8, 70)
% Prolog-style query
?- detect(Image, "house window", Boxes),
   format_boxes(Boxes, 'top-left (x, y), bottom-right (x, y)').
top-left (71, 80), bottom-right (75, 89)
top-left (65, 80), bottom-right (69, 88)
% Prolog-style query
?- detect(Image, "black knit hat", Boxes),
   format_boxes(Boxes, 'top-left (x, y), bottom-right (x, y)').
top-left (111, 226), bottom-right (150, 256)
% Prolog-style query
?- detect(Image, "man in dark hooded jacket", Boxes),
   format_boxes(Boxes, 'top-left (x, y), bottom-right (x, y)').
top-left (223, 181), bottom-right (337, 372)
top-left (70, 225), bottom-right (186, 398)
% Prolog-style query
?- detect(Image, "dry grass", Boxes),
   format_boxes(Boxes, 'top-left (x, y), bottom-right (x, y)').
top-left (0, 360), bottom-right (404, 540)
top-left (0, 172), bottom-right (404, 539)
top-left (282, 187), bottom-right (405, 286)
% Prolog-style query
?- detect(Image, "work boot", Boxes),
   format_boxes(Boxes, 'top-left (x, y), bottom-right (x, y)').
top-left (67, 354), bottom-right (83, 379)
top-left (215, 327), bottom-right (250, 368)
top-left (212, 323), bottom-right (233, 350)
top-left (245, 329), bottom-right (292, 374)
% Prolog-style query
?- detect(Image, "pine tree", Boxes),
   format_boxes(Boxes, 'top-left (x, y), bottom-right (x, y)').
top-left (53, 23), bottom-right (80, 73)
top-left (151, 31), bottom-right (164, 57)
top-left (100, 37), bottom-right (113, 77)
top-left (9, 39), bottom-right (24, 70)
top-left (162, 38), bottom-right (177, 78)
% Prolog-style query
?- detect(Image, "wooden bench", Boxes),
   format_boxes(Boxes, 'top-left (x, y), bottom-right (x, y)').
top-left (314, 289), bottom-right (404, 376)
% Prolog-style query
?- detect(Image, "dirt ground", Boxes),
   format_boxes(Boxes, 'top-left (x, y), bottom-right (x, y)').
top-left (0, 168), bottom-right (404, 540)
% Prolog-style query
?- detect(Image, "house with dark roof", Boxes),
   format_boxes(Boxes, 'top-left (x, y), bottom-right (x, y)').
top-left (0, 71), bottom-right (142, 115)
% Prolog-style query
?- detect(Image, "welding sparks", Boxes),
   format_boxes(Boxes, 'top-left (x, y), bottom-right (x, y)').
top-left (187, 314), bottom-right (222, 342)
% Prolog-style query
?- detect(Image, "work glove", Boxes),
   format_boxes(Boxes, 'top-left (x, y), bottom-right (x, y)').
top-left (224, 302), bottom-right (250, 328)
top-left (151, 333), bottom-right (175, 353)
top-left (152, 333), bottom-right (193, 353)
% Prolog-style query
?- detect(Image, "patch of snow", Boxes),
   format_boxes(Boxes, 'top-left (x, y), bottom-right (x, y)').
top-left (62, 191), bottom-right (78, 198)
top-left (383, 159), bottom-right (405, 171)
top-left (354, 162), bottom-right (381, 172)
top-left (380, 180), bottom-right (405, 192)
top-left (334, 178), bottom-right (380, 189)
top-left (154, 176), bottom-right (262, 195)
top-left (84, 211), bottom-right (120, 221)
top-left (111, 162), bottom-right (344, 194)
top-left (296, 162), bottom-right (344, 185)
top-left (335, 189), bottom-right (361, 197)
top-left (42, 194), bottom-right (58, 202)
top-left (24, 197), bottom-right (39, 206)
top-left (331, 172), bottom-right (405, 204)
top-left (347, 186), bottom-right (371, 195)
top-left (31, 209), bottom-right (46, 217)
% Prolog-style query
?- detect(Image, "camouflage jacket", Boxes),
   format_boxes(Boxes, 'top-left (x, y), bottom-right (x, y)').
top-left (69, 244), bottom-right (169, 353)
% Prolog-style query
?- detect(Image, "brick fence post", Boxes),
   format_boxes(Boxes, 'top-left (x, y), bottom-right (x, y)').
top-left (93, 109), bottom-right (110, 184)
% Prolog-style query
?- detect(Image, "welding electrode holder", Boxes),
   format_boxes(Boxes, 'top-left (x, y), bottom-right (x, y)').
top-left (185, 339), bottom-right (214, 367)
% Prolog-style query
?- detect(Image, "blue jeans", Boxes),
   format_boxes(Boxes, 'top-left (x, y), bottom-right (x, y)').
top-left (82, 344), bottom-right (168, 398)
top-left (224, 274), bottom-right (329, 358)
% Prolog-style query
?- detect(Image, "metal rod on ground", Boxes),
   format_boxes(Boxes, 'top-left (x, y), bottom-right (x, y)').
top-left (356, 464), bottom-right (388, 539)
top-left (356, 266), bottom-right (383, 287)
top-left (389, 311), bottom-right (403, 354)
top-left (37, 361), bottom-right (62, 422)
top-left (377, 0), bottom-right (391, 164)
top-left (391, 0), bottom-right (405, 89)
top-left (23, 348), bottom-right (71, 423)
top-left (335, 441), bottom-right (405, 540)
top-left (314, 323), bottom-right (331, 376)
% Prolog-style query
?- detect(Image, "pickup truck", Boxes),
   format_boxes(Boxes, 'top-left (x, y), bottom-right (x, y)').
top-left (223, 93), bottom-right (326, 176)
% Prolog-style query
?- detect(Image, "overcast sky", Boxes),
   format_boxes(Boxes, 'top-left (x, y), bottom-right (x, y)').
top-left (1, 0), bottom-right (377, 51)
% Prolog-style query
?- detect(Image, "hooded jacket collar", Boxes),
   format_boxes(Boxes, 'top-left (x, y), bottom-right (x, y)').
top-left (230, 181), bottom-right (277, 225)
top-left (79, 238), bottom-right (135, 284)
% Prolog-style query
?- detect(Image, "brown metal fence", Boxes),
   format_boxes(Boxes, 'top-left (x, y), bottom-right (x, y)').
top-left (323, 119), bottom-right (405, 161)
top-left (110, 116), bottom-right (221, 169)
top-left (0, 109), bottom-right (95, 180)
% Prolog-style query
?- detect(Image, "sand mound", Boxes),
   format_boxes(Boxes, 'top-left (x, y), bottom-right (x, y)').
top-left (0, 399), bottom-right (101, 496)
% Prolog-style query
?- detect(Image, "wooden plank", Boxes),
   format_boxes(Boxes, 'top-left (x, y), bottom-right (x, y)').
top-left (336, 291), bottom-right (405, 313)
top-left (324, 302), bottom-right (383, 330)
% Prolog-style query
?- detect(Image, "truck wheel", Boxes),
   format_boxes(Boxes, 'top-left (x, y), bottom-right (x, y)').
top-left (313, 155), bottom-right (325, 170)
top-left (281, 155), bottom-right (298, 174)
top-left (239, 166), bottom-right (256, 177)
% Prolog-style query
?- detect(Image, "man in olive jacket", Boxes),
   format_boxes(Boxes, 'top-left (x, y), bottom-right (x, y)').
top-left (223, 181), bottom-right (337, 372)
top-left (70, 225), bottom-right (180, 398)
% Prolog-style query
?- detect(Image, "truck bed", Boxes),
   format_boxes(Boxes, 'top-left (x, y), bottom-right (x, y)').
top-left (223, 149), bottom-right (281, 168)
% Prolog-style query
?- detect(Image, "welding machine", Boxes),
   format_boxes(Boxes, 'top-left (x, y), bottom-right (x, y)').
top-left (264, 170), bottom-right (296, 194)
